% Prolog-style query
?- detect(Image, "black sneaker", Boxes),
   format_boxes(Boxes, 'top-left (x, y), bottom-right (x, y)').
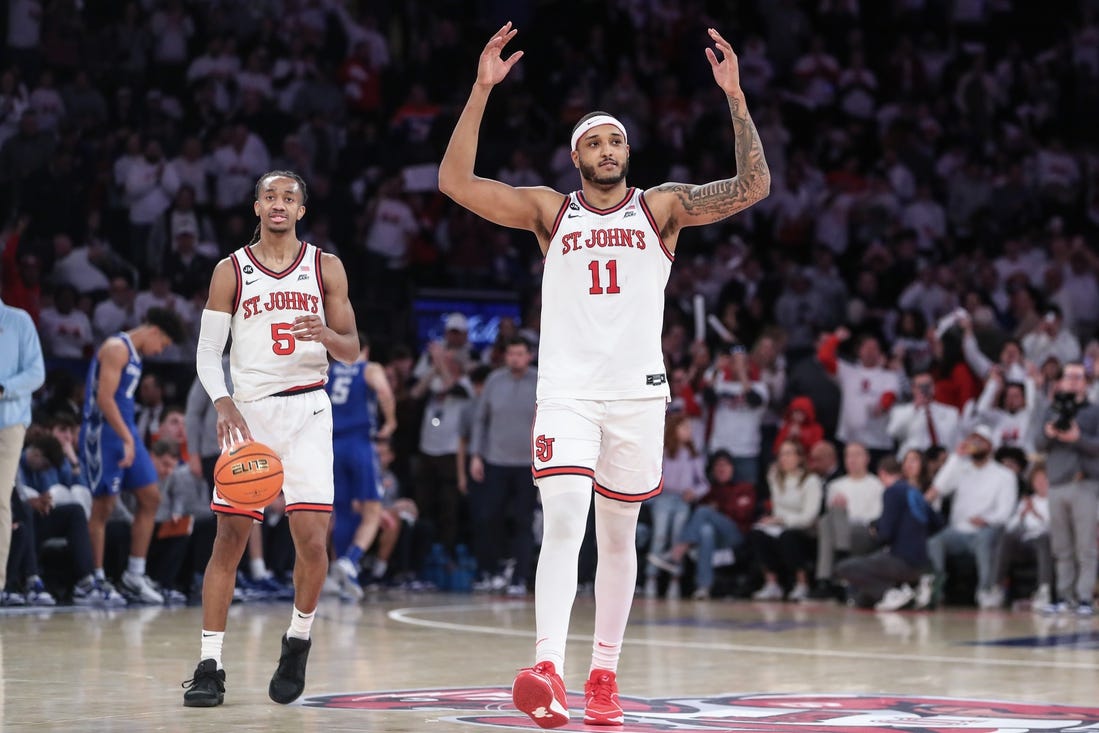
top-left (269, 635), bottom-right (311, 704)
top-left (182, 659), bottom-right (226, 707)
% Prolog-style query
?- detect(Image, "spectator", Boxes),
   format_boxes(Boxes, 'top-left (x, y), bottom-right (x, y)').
top-left (819, 327), bottom-right (901, 465)
top-left (750, 439), bottom-right (822, 602)
top-left (924, 425), bottom-right (1018, 608)
top-left (970, 366), bottom-right (1039, 454)
top-left (986, 462), bottom-right (1053, 610)
top-left (468, 337), bottom-right (538, 596)
top-left (1034, 361), bottom-right (1099, 615)
top-left (650, 450), bottom-right (756, 600)
top-left (813, 442), bottom-right (885, 597)
top-left (39, 284), bottom-right (93, 360)
top-left (49, 233), bottom-right (111, 295)
top-left (836, 456), bottom-right (943, 611)
top-left (0, 280), bottom-right (44, 602)
top-left (705, 346), bottom-right (768, 485)
top-left (887, 371), bottom-right (961, 457)
top-left (773, 396), bottom-right (824, 456)
top-left (135, 374), bottom-right (165, 448)
top-left (1022, 304), bottom-right (1081, 368)
top-left (92, 275), bottom-right (138, 343)
top-left (146, 438), bottom-right (213, 603)
top-left (642, 413), bottom-right (708, 599)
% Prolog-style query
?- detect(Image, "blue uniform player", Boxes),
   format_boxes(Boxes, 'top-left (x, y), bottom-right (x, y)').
top-left (326, 333), bottom-right (396, 599)
top-left (80, 307), bottom-right (185, 604)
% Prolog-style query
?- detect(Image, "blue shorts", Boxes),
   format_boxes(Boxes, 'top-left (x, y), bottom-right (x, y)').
top-left (80, 423), bottom-right (158, 497)
top-left (333, 434), bottom-right (382, 507)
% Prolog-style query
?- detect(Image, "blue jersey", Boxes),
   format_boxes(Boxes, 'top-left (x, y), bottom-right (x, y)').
top-left (327, 359), bottom-right (376, 438)
top-left (79, 332), bottom-right (157, 496)
top-left (83, 332), bottom-right (143, 435)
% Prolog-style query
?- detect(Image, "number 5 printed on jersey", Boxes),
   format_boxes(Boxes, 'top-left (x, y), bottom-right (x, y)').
top-left (271, 322), bottom-right (296, 355)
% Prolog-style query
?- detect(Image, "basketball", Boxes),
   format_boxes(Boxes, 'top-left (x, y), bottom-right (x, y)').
top-left (213, 441), bottom-right (284, 510)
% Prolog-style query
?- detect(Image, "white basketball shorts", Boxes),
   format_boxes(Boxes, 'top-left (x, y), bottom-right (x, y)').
top-left (211, 387), bottom-right (334, 519)
top-left (531, 397), bottom-right (666, 501)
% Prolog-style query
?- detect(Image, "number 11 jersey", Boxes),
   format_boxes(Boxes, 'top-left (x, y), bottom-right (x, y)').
top-left (228, 241), bottom-right (329, 402)
top-left (538, 188), bottom-right (673, 401)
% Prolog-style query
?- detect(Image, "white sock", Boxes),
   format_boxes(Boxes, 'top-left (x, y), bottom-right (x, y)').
top-left (93, 568), bottom-right (106, 581)
top-left (288, 606), bottom-right (315, 640)
top-left (533, 476), bottom-right (593, 676)
top-left (200, 629), bottom-right (225, 668)
top-left (372, 559), bottom-right (387, 578)
top-left (250, 558), bottom-right (269, 580)
top-left (590, 495), bottom-right (641, 674)
top-left (127, 556), bottom-right (146, 576)
top-left (591, 636), bottom-right (621, 673)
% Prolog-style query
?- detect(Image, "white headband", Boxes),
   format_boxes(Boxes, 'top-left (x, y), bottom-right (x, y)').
top-left (570, 114), bottom-right (628, 151)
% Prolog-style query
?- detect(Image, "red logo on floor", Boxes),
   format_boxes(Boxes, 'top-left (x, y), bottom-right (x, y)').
top-left (303, 690), bottom-right (1099, 731)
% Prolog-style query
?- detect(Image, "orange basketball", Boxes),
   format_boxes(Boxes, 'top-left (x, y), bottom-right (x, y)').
top-left (213, 441), bottom-right (284, 510)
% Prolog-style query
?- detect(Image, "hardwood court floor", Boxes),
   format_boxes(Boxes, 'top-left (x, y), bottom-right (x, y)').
top-left (2, 591), bottom-right (1099, 732)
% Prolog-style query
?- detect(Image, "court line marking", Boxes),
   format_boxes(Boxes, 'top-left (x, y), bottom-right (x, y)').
top-left (387, 603), bottom-right (1099, 671)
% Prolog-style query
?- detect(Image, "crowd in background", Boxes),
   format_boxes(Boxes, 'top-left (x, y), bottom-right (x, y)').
top-left (3, 0), bottom-right (1099, 611)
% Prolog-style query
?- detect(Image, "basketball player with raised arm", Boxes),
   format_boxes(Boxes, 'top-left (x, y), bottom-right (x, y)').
top-left (182, 170), bottom-right (359, 707)
top-left (439, 24), bottom-right (770, 729)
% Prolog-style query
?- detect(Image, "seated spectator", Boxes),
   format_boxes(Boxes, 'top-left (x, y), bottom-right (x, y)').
top-left (749, 439), bottom-right (822, 602)
top-left (924, 425), bottom-right (1018, 608)
top-left (146, 439), bottom-right (215, 603)
top-left (3, 489), bottom-right (56, 606)
top-left (835, 456), bottom-right (943, 610)
top-left (650, 450), bottom-right (756, 600)
top-left (773, 396), bottom-right (824, 456)
top-left (13, 429), bottom-right (111, 606)
top-left (887, 371), bottom-right (961, 458)
top-left (986, 461), bottom-right (1052, 609)
top-left (643, 413), bottom-right (708, 599)
top-left (150, 405), bottom-right (190, 463)
top-left (813, 442), bottom-right (884, 597)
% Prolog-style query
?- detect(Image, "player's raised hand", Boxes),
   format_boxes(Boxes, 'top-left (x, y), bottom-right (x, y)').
top-left (705, 28), bottom-right (742, 97)
top-left (476, 22), bottom-right (523, 88)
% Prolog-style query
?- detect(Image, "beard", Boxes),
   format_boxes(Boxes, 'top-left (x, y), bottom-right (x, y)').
top-left (579, 157), bottom-right (629, 186)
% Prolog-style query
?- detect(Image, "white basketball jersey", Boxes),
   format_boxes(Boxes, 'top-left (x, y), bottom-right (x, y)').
top-left (229, 242), bottom-right (329, 402)
top-left (538, 188), bottom-right (673, 400)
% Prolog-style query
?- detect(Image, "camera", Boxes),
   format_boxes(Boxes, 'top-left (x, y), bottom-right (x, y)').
top-left (1051, 391), bottom-right (1080, 432)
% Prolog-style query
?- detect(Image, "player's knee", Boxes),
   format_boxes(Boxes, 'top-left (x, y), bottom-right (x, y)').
top-left (134, 485), bottom-right (161, 512)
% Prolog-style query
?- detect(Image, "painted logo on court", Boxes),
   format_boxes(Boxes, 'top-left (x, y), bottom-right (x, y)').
top-left (302, 689), bottom-right (1099, 731)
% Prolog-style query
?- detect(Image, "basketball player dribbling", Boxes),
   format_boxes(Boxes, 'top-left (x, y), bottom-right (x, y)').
top-left (439, 23), bottom-right (770, 729)
top-left (182, 170), bottom-right (359, 707)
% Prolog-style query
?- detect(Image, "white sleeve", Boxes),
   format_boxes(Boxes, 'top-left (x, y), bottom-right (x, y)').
top-left (196, 309), bottom-right (232, 403)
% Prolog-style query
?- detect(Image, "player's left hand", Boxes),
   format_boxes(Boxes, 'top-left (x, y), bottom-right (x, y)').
top-left (705, 28), bottom-right (742, 97)
top-left (291, 315), bottom-right (326, 343)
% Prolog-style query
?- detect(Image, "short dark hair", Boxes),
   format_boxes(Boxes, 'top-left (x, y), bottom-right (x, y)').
top-left (505, 336), bottom-right (531, 351)
top-left (877, 456), bottom-right (902, 476)
top-left (144, 307), bottom-right (186, 344)
top-left (469, 364), bottom-right (493, 386)
top-left (151, 438), bottom-right (180, 458)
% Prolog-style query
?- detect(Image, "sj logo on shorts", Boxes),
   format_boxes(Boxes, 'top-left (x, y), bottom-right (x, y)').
top-left (534, 435), bottom-right (554, 463)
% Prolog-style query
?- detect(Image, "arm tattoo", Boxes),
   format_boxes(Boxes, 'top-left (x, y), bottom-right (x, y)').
top-left (658, 93), bottom-right (771, 226)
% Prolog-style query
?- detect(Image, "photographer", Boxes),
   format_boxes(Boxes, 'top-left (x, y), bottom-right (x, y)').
top-left (887, 371), bottom-right (961, 458)
top-left (1034, 361), bottom-right (1099, 615)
